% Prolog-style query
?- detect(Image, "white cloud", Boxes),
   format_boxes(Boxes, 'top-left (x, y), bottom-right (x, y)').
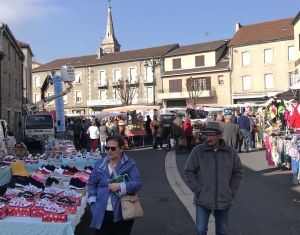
top-left (1, 0), bottom-right (68, 28)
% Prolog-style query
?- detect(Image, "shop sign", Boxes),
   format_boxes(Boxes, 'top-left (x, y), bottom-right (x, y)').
top-left (87, 99), bottom-right (122, 106)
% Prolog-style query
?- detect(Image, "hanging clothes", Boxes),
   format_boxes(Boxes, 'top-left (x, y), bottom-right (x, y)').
top-left (289, 103), bottom-right (300, 128)
top-left (265, 135), bottom-right (275, 167)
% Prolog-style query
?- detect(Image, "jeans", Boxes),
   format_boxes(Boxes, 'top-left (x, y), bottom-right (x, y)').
top-left (249, 130), bottom-right (255, 148)
top-left (152, 134), bottom-right (157, 148)
top-left (196, 205), bottom-right (229, 235)
top-left (240, 129), bottom-right (249, 152)
top-left (85, 137), bottom-right (91, 152)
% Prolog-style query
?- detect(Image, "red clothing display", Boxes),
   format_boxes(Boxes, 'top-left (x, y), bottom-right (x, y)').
top-left (289, 103), bottom-right (300, 128)
top-left (183, 119), bottom-right (193, 136)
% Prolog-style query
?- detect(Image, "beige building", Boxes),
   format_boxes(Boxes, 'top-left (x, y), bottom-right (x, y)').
top-left (229, 17), bottom-right (295, 104)
top-left (0, 23), bottom-right (25, 132)
top-left (292, 12), bottom-right (300, 82)
top-left (159, 40), bottom-right (231, 107)
top-left (32, 6), bottom-right (179, 115)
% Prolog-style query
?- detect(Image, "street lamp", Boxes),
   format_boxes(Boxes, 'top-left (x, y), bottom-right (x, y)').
top-left (141, 57), bottom-right (161, 105)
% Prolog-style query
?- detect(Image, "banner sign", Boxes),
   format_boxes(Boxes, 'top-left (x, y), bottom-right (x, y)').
top-left (53, 75), bottom-right (66, 132)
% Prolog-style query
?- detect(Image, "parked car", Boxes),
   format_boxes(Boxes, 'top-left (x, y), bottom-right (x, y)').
top-left (160, 114), bottom-right (176, 135)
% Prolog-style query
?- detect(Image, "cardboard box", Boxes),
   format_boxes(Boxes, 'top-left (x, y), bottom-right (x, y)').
top-left (7, 205), bottom-right (33, 217)
top-left (70, 197), bottom-right (82, 206)
top-left (4, 194), bottom-right (17, 199)
top-left (74, 188), bottom-right (86, 196)
top-left (42, 211), bottom-right (68, 223)
top-left (60, 204), bottom-right (77, 214)
top-left (30, 206), bottom-right (44, 217)
top-left (0, 207), bottom-right (8, 220)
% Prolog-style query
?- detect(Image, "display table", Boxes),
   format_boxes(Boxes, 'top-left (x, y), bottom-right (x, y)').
top-left (0, 196), bottom-right (87, 235)
top-left (0, 167), bottom-right (13, 186)
top-left (126, 130), bottom-right (146, 147)
top-left (25, 159), bottom-right (98, 172)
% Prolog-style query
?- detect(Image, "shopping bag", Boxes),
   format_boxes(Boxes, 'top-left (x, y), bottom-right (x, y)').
top-left (120, 194), bottom-right (143, 220)
top-left (170, 138), bottom-right (175, 148)
top-left (178, 137), bottom-right (187, 146)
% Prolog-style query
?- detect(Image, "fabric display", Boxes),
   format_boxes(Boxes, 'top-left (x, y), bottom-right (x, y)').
top-left (289, 101), bottom-right (300, 129)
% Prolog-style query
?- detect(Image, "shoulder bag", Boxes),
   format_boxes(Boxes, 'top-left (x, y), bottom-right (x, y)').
top-left (110, 162), bottom-right (143, 220)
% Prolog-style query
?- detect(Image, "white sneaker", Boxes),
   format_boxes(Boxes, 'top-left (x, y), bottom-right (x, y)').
top-left (44, 203), bottom-right (65, 214)
top-left (35, 198), bottom-right (51, 207)
top-left (9, 197), bottom-right (32, 207)
top-left (44, 187), bottom-right (63, 195)
top-left (24, 184), bottom-right (43, 194)
top-left (0, 203), bottom-right (5, 209)
top-left (6, 188), bottom-right (21, 195)
top-left (63, 189), bottom-right (82, 198)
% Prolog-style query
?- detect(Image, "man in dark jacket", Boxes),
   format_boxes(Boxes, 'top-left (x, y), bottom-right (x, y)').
top-left (223, 115), bottom-right (241, 150)
top-left (184, 122), bottom-right (244, 235)
top-left (171, 114), bottom-right (184, 154)
top-left (72, 119), bottom-right (83, 151)
top-left (237, 112), bottom-right (250, 153)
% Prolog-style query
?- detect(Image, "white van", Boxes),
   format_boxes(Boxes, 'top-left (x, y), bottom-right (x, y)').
top-left (0, 119), bottom-right (16, 148)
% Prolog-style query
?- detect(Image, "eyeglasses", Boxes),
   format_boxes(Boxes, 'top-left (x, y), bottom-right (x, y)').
top-left (104, 146), bottom-right (119, 151)
top-left (204, 134), bottom-right (218, 138)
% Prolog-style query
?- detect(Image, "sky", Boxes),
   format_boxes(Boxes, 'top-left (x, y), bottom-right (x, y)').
top-left (1, 0), bottom-right (299, 64)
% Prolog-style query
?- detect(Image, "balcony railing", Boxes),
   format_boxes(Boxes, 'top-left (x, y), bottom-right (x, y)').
top-left (157, 87), bottom-right (215, 99)
top-left (94, 81), bottom-right (108, 88)
top-left (144, 77), bottom-right (153, 84)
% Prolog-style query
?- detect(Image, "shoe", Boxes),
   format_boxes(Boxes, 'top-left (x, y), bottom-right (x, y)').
top-left (0, 203), bottom-right (5, 209)
top-left (18, 191), bottom-right (36, 199)
top-left (49, 172), bottom-right (63, 179)
top-left (39, 193), bottom-right (57, 201)
top-left (31, 172), bottom-right (46, 183)
top-left (44, 203), bottom-right (65, 214)
top-left (35, 198), bottom-right (51, 207)
top-left (28, 177), bottom-right (45, 189)
top-left (50, 181), bottom-right (70, 191)
top-left (6, 188), bottom-right (22, 196)
top-left (0, 195), bottom-right (11, 203)
top-left (44, 187), bottom-right (63, 195)
top-left (56, 197), bottom-right (76, 206)
top-left (37, 168), bottom-right (51, 175)
top-left (157, 148), bottom-right (163, 150)
top-left (15, 177), bottom-right (30, 187)
top-left (84, 166), bottom-right (93, 171)
top-left (24, 184), bottom-right (43, 194)
top-left (74, 174), bottom-right (88, 184)
top-left (63, 189), bottom-right (82, 198)
top-left (61, 165), bottom-right (78, 173)
top-left (69, 178), bottom-right (86, 189)
top-left (45, 177), bottom-right (60, 187)
top-left (9, 197), bottom-right (32, 207)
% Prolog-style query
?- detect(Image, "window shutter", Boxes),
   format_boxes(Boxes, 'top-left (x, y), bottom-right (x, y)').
top-left (195, 55), bottom-right (205, 67)
top-left (172, 58), bottom-right (181, 69)
top-left (177, 79), bottom-right (182, 92)
top-left (169, 80), bottom-right (174, 92)
top-left (205, 77), bottom-right (211, 90)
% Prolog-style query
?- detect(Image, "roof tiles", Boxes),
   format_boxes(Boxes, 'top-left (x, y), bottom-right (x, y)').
top-left (229, 17), bottom-right (294, 46)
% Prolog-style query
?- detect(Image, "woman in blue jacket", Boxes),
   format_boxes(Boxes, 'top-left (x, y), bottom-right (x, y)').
top-left (88, 135), bottom-right (142, 234)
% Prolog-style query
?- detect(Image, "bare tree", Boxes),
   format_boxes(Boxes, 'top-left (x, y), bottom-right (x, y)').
top-left (115, 77), bottom-right (138, 106)
top-left (186, 77), bottom-right (204, 105)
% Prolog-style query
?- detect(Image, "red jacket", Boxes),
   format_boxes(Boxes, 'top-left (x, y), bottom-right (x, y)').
top-left (184, 119), bottom-right (193, 136)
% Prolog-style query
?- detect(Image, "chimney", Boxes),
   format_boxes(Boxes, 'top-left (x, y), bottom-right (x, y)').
top-left (97, 47), bottom-right (103, 59)
top-left (235, 22), bottom-right (241, 32)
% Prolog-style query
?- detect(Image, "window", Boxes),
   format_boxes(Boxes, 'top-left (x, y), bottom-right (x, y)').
top-left (146, 87), bottom-right (153, 103)
top-left (218, 75), bottom-right (224, 85)
top-left (47, 92), bottom-right (54, 104)
top-left (189, 77), bottom-right (211, 90)
top-left (75, 72), bottom-right (81, 83)
top-left (8, 74), bottom-right (11, 95)
top-left (113, 89), bottom-right (118, 99)
top-left (169, 79), bottom-right (182, 92)
top-left (172, 58), bottom-right (181, 69)
top-left (63, 95), bottom-right (68, 104)
top-left (195, 55), bottom-right (205, 67)
top-left (289, 72), bottom-right (296, 86)
top-left (146, 67), bottom-right (153, 82)
top-left (129, 68), bottom-right (137, 79)
top-left (264, 49), bottom-right (273, 63)
top-left (113, 69), bottom-right (121, 82)
top-left (130, 88), bottom-right (138, 104)
top-left (75, 91), bottom-right (82, 102)
top-left (242, 76), bottom-right (251, 90)
top-left (99, 71), bottom-right (106, 86)
top-left (99, 90), bottom-right (106, 100)
top-left (34, 76), bottom-right (40, 87)
top-left (265, 74), bottom-right (274, 89)
top-left (242, 52), bottom-right (250, 66)
top-left (288, 46), bottom-right (295, 61)
top-left (34, 94), bottom-right (40, 102)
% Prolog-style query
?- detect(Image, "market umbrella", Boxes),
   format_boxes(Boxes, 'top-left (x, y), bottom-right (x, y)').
top-left (101, 105), bottom-right (160, 114)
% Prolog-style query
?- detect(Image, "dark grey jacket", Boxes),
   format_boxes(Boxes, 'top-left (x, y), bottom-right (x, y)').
top-left (222, 122), bottom-right (240, 150)
top-left (184, 139), bottom-right (244, 210)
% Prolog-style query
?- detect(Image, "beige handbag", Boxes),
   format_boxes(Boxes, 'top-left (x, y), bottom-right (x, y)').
top-left (110, 162), bottom-right (143, 220)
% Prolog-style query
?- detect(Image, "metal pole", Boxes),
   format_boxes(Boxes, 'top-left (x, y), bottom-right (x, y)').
top-left (152, 57), bottom-right (155, 105)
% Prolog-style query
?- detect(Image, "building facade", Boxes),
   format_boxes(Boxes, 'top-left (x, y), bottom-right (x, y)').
top-left (229, 18), bottom-right (295, 104)
top-left (292, 12), bottom-right (300, 82)
top-left (0, 23), bottom-right (25, 132)
top-left (159, 39), bottom-right (231, 107)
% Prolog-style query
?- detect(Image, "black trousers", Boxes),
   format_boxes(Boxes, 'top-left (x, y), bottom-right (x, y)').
top-left (186, 136), bottom-right (193, 151)
top-left (73, 134), bottom-right (81, 150)
top-left (95, 211), bottom-right (134, 235)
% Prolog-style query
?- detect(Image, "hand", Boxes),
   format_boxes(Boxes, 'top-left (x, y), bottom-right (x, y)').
top-left (108, 183), bottom-right (120, 192)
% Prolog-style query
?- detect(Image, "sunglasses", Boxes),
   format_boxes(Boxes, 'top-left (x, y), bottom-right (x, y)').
top-left (104, 146), bottom-right (119, 151)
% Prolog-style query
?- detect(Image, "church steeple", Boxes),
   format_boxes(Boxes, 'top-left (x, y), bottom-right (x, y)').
top-left (99, 5), bottom-right (121, 57)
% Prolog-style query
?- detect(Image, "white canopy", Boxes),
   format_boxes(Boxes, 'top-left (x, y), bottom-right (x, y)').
top-left (94, 112), bottom-right (120, 119)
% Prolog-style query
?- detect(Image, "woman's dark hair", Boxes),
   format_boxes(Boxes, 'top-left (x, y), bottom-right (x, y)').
top-left (106, 135), bottom-right (125, 147)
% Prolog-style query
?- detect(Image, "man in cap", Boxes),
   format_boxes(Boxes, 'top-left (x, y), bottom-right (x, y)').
top-left (184, 122), bottom-right (244, 235)
top-left (222, 115), bottom-right (242, 150)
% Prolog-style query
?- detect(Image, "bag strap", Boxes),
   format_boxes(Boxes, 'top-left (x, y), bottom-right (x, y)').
top-left (109, 162), bottom-right (118, 177)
